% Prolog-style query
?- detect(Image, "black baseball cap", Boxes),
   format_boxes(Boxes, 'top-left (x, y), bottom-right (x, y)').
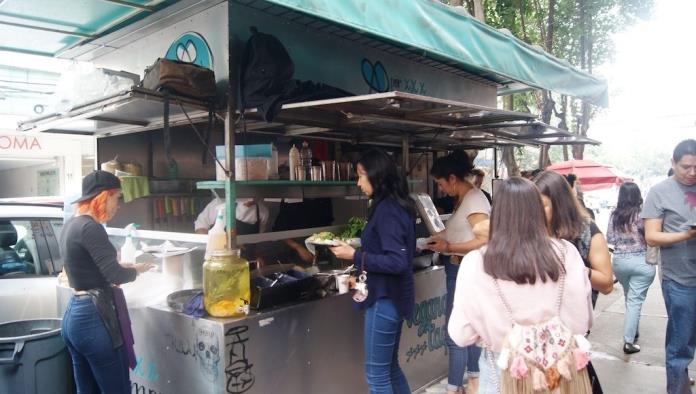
top-left (72, 170), bottom-right (121, 204)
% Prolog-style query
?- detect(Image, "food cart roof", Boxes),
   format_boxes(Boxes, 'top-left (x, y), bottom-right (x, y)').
top-left (2, 0), bottom-right (607, 107)
top-left (247, 0), bottom-right (608, 107)
top-left (0, 0), bottom-right (177, 57)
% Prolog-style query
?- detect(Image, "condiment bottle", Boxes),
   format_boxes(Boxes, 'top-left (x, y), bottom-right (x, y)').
top-left (300, 141), bottom-right (312, 180)
top-left (203, 249), bottom-right (250, 317)
top-left (205, 207), bottom-right (226, 259)
top-left (289, 144), bottom-right (300, 180)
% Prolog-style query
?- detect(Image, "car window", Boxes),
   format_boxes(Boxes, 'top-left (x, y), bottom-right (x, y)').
top-left (0, 220), bottom-right (45, 277)
top-left (50, 219), bottom-right (63, 241)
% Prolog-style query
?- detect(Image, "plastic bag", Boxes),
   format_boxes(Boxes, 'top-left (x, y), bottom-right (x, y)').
top-left (52, 63), bottom-right (138, 113)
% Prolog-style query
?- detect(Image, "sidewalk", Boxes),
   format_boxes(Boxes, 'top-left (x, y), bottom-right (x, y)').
top-left (417, 275), bottom-right (695, 393)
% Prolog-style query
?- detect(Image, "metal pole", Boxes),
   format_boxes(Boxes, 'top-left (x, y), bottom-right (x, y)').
top-left (493, 147), bottom-right (499, 178)
top-left (225, 108), bottom-right (237, 249)
top-left (98, 0), bottom-right (156, 12)
top-left (0, 20), bottom-right (96, 38)
top-left (401, 133), bottom-right (410, 179)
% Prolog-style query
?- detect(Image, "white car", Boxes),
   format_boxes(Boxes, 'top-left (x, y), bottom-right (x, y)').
top-left (0, 202), bottom-right (64, 322)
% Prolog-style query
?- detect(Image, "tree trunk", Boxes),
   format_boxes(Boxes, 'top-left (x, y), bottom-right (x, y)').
top-left (532, 0), bottom-right (556, 169)
top-left (518, 0), bottom-right (529, 42)
top-left (472, 0), bottom-right (485, 21)
top-left (546, 0), bottom-right (556, 53)
top-left (573, 0), bottom-right (593, 160)
top-left (558, 95), bottom-right (569, 161)
top-left (501, 95), bottom-right (520, 176)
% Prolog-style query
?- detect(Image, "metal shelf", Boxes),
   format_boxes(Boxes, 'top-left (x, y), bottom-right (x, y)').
top-left (197, 180), bottom-right (361, 199)
top-left (17, 87), bottom-right (212, 137)
top-left (198, 180), bottom-right (355, 188)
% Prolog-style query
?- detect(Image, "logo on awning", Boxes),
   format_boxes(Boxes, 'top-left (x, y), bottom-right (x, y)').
top-left (166, 32), bottom-right (213, 69)
top-left (362, 59), bottom-right (390, 93)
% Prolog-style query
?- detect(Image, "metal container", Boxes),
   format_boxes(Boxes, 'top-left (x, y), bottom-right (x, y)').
top-left (321, 160), bottom-right (336, 181)
top-left (203, 250), bottom-right (250, 318)
top-left (338, 162), bottom-right (354, 181)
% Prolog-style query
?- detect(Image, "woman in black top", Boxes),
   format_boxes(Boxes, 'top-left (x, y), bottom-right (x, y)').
top-left (60, 171), bottom-right (152, 394)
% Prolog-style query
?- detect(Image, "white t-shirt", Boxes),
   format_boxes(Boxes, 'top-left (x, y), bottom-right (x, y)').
top-left (194, 198), bottom-right (269, 232)
top-left (444, 188), bottom-right (491, 256)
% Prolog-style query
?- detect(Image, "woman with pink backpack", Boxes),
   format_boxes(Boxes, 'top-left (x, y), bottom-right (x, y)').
top-left (448, 177), bottom-right (594, 393)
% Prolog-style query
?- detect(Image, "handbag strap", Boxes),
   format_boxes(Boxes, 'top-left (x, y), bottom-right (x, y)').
top-left (492, 242), bottom-right (567, 324)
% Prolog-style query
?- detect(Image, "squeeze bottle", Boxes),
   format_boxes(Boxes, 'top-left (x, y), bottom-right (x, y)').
top-left (205, 207), bottom-right (227, 258)
top-left (289, 144), bottom-right (300, 180)
top-left (120, 223), bottom-right (138, 263)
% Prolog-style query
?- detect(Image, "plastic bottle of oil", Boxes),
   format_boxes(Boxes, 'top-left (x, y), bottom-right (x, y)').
top-left (203, 249), bottom-right (250, 317)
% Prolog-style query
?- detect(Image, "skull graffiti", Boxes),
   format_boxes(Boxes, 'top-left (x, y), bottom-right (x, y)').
top-left (195, 327), bottom-right (220, 381)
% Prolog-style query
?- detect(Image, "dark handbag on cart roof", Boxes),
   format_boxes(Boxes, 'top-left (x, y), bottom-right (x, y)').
top-left (142, 58), bottom-right (216, 100)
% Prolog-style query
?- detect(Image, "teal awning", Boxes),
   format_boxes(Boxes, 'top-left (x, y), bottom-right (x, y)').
top-left (258, 0), bottom-right (608, 107)
top-left (0, 0), bottom-right (176, 57)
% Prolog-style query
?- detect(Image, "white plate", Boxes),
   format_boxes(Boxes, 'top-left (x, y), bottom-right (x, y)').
top-left (306, 238), bottom-right (361, 247)
top-left (306, 238), bottom-right (340, 246)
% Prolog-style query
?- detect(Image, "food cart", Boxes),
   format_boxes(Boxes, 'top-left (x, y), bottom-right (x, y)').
top-left (17, 1), bottom-right (605, 392)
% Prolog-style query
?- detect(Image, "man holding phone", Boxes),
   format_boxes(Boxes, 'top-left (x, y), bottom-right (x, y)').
top-left (642, 139), bottom-right (696, 394)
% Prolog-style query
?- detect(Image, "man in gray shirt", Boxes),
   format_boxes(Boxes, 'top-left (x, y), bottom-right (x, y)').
top-left (642, 139), bottom-right (696, 394)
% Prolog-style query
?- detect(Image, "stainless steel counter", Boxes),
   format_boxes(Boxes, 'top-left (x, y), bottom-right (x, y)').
top-left (125, 265), bottom-right (447, 394)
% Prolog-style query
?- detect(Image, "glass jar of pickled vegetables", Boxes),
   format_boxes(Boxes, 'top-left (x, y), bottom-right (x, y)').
top-left (203, 249), bottom-right (250, 318)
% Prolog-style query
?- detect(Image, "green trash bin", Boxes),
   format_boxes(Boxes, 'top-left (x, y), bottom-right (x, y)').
top-left (0, 318), bottom-right (73, 394)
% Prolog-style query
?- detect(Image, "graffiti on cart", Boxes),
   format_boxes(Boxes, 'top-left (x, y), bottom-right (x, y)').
top-left (196, 327), bottom-right (222, 382)
top-left (167, 333), bottom-right (197, 359)
top-left (131, 382), bottom-right (162, 394)
top-left (404, 294), bottom-right (448, 362)
top-left (225, 326), bottom-right (255, 394)
top-left (133, 357), bottom-right (160, 382)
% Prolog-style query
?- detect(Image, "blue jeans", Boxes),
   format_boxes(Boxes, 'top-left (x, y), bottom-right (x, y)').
top-left (62, 296), bottom-right (130, 394)
top-left (612, 253), bottom-right (656, 343)
top-left (364, 298), bottom-right (411, 394)
top-left (445, 258), bottom-right (481, 391)
top-left (477, 350), bottom-right (500, 394)
top-left (662, 279), bottom-right (696, 394)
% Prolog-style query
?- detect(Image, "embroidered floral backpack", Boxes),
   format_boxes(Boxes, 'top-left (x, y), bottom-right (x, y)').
top-left (489, 250), bottom-right (593, 393)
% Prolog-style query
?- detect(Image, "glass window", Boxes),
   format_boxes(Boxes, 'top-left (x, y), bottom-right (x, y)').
top-left (49, 219), bottom-right (63, 241)
top-left (0, 220), bottom-right (42, 277)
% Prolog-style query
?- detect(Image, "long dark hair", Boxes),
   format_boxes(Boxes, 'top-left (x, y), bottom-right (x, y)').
top-left (484, 177), bottom-right (563, 284)
top-left (533, 170), bottom-right (588, 240)
top-left (357, 149), bottom-right (416, 218)
top-left (611, 182), bottom-right (643, 233)
top-left (430, 150), bottom-right (474, 180)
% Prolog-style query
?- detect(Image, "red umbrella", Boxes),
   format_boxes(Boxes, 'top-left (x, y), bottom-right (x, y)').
top-left (546, 160), bottom-right (632, 192)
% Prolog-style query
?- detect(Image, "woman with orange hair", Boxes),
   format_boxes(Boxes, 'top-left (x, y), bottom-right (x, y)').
top-left (60, 170), bottom-right (152, 393)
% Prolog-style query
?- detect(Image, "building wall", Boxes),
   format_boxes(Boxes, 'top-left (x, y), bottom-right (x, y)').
top-left (0, 161), bottom-right (61, 197)
top-left (0, 132), bottom-right (93, 198)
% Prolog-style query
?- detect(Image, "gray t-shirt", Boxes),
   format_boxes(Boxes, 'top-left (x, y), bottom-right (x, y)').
top-left (641, 178), bottom-right (696, 286)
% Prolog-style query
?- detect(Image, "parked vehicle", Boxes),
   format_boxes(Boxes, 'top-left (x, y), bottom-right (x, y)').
top-left (0, 202), bottom-right (64, 321)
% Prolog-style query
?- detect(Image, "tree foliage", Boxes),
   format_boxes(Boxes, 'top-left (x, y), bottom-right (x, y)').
top-left (439, 0), bottom-right (653, 172)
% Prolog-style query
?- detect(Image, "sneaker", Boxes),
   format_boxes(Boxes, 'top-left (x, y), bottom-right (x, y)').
top-left (623, 342), bottom-right (641, 354)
